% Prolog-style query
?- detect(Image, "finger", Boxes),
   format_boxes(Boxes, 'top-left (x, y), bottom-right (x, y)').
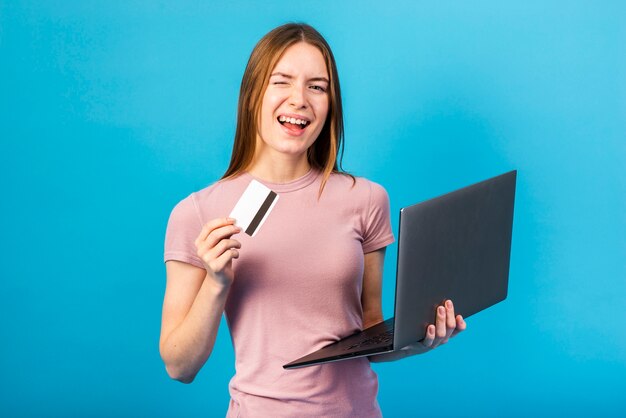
top-left (205, 224), bottom-right (242, 248)
top-left (451, 315), bottom-right (467, 338)
top-left (433, 305), bottom-right (447, 346)
top-left (200, 217), bottom-right (235, 241)
top-left (208, 239), bottom-right (241, 260)
top-left (422, 325), bottom-right (436, 348)
top-left (208, 248), bottom-right (239, 273)
top-left (199, 238), bottom-right (241, 268)
top-left (195, 217), bottom-right (236, 246)
top-left (445, 300), bottom-right (456, 339)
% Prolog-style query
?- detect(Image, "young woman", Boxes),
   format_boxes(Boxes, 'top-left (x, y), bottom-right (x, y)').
top-left (160, 23), bottom-right (466, 417)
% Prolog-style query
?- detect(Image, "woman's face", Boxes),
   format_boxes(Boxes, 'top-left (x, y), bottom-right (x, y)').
top-left (256, 42), bottom-right (330, 162)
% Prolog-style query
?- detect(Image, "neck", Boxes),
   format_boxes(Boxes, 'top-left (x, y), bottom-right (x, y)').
top-left (248, 153), bottom-right (311, 183)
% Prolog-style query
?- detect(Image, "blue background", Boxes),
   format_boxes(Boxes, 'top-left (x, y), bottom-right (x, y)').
top-left (1, 1), bottom-right (624, 417)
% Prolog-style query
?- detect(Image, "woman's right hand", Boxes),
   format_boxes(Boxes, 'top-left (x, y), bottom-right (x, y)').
top-left (194, 217), bottom-right (241, 289)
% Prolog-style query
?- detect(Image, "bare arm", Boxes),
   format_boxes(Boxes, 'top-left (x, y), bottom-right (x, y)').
top-left (361, 248), bottom-right (386, 330)
top-left (159, 218), bottom-right (241, 383)
top-left (159, 261), bottom-right (229, 383)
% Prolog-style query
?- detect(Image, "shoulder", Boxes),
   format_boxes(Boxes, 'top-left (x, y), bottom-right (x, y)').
top-left (169, 174), bottom-right (251, 225)
top-left (167, 192), bottom-right (202, 230)
top-left (326, 172), bottom-right (389, 203)
top-left (168, 179), bottom-right (222, 224)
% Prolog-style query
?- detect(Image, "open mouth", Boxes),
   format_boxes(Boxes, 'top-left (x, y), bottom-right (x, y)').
top-left (278, 115), bottom-right (310, 130)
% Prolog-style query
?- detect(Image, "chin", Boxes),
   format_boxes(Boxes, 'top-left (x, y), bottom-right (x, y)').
top-left (274, 144), bottom-right (309, 156)
top-left (272, 137), bottom-right (312, 153)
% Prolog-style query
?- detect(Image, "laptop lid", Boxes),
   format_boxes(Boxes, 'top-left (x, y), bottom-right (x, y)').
top-left (393, 170), bottom-right (516, 349)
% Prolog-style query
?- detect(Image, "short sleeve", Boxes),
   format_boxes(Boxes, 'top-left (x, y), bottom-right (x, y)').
top-left (164, 194), bottom-right (206, 269)
top-left (361, 181), bottom-right (395, 253)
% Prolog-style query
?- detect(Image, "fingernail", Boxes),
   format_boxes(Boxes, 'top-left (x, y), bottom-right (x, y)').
top-left (438, 306), bottom-right (445, 315)
top-left (227, 217), bottom-right (236, 222)
top-left (446, 300), bottom-right (453, 309)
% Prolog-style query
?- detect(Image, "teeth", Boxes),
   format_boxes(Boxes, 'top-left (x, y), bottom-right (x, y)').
top-left (279, 115), bottom-right (308, 126)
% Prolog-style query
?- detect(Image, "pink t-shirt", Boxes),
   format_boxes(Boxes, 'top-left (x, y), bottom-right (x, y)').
top-left (164, 168), bottom-right (395, 417)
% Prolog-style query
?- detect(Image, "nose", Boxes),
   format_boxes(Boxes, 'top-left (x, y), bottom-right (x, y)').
top-left (289, 84), bottom-right (306, 109)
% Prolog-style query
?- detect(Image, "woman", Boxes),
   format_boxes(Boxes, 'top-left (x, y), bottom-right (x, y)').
top-left (160, 23), bottom-right (465, 417)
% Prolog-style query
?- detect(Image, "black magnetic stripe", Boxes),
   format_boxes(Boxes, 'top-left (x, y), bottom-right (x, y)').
top-left (245, 191), bottom-right (277, 236)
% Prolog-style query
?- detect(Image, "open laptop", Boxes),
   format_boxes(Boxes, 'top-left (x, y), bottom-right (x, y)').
top-left (283, 170), bottom-right (517, 369)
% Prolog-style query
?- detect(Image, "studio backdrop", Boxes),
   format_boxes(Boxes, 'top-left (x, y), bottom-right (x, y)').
top-left (0, 1), bottom-right (624, 417)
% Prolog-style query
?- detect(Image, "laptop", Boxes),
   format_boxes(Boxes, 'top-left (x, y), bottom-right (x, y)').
top-left (283, 170), bottom-right (517, 369)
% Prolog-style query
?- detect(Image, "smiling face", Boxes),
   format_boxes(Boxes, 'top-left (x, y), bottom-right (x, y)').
top-left (254, 42), bottom-right (330, 166)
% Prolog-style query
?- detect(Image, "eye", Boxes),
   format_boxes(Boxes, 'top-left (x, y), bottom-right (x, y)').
top-left (310, 85), bottom-right (327, 93)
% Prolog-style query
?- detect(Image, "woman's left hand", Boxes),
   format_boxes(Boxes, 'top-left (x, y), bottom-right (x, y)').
top-left (369, 299), bottom-right (467, 362)
top-left (420, 299), bottom-right (466, 349)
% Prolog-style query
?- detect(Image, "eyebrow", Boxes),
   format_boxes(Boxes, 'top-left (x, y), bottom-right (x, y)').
top-left (270, 72), bottom-right (329, 84)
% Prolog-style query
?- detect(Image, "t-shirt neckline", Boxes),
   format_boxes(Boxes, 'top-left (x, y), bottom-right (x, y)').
top-left (244, 168), bottom-right (320, 193)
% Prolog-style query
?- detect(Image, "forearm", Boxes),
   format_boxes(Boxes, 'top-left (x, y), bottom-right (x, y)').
top-left (160, 276), bottom-right (230, 383)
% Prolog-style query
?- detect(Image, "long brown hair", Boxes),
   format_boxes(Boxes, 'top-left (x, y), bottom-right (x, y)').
top-left (221, 23), bottom-right (352, 195)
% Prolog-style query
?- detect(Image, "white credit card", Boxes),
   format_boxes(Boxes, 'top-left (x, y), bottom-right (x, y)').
top-left (229, 179), bottom-right (279, 237)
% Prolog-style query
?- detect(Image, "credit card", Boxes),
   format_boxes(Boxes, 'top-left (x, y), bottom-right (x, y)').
top-left (229, 179), bottom-right (279, 237)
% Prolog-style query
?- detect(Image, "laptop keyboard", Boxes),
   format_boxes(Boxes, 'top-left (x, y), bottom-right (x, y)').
top-left (346, 330), bottom-right (393, 350)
